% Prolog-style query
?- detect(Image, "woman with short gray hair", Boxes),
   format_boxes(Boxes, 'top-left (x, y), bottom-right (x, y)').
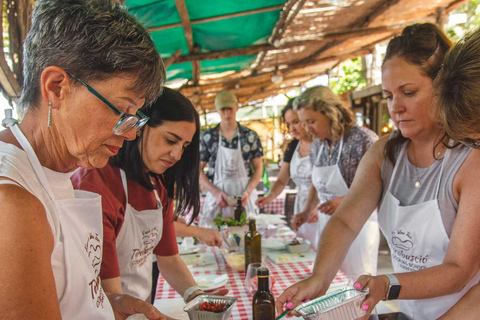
top-left (0, 0), bottom-right (167, 319)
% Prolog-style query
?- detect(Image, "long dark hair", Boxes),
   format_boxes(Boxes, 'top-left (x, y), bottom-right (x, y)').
top-left (383, 23), bottom-right (452, 164)
top-left (113, 88), bottom-right (200, 222)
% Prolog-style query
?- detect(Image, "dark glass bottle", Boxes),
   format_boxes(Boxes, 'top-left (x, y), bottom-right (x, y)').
top-left (234, 196), bottom-right (245, 222)
top-left (244, 219), bottom-right (261, 273)
top-left (252, 267), bottom-right (275, 320)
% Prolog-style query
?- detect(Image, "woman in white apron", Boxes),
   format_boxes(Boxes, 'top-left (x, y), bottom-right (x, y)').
top-left (291, 86), bottom-right (379, 279)
top-left (0, 1), bottom-right (165, 318)
top-left (256, 100), bottom-right (317, 244)
top-left (72, 88), bottom-right (217, 304)
top-left (276, 24), bottom-right (480, 320)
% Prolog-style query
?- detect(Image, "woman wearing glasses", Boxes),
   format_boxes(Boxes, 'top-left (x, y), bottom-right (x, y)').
top-left (0, 1), bottom-right (166, 319)
top-left (276, 23), bottom-right (480, 320)
top-left (434, 27), bottom-right (480, 320)
top-left (72, 88), bottom-right (219, 304)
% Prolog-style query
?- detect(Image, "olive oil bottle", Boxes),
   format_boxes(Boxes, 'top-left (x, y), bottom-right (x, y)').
top-left (252, 267), bottom-right (275, 320)
top-left (244, 219), bottom-right (261, 273)
top-left (234, 196), bottom-right (245, 222)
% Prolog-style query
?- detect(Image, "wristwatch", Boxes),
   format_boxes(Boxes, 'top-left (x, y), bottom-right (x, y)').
top-left (385, 274), bottom-right (401, 300)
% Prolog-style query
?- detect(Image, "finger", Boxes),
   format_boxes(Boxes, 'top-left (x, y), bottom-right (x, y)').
top-left (210, 288), bottom-right (229, 296)
top-left (353, 275), bottom-right (371, 290)
top-left (132, 300), bottom-right (162, 320)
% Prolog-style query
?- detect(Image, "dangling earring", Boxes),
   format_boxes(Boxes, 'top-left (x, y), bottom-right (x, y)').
top-left (47, 101), bottom-right (52, 127)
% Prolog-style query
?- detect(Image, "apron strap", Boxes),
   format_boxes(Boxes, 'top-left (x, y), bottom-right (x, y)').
top-left (120, 169), bottom-right (129, 200)
top-left (9, 124), bottom-right (56, 200)
top-left (315, 136), bottom-right (344, 166)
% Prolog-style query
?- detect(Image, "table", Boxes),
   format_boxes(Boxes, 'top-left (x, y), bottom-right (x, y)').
top-left (155, 245), bottom-right (349, 319)
top-left (189, 193), bottom-right (287, 217)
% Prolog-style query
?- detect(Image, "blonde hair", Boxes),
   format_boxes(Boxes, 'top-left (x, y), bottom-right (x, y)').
top-left (434, 27), bottom-right (480, 140)
top-left (294, 86), bottom-right (355, 141)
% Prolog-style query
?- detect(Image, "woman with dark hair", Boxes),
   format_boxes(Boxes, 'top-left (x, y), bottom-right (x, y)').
top-left (276, 23), bottom-right (480, 320)
top-left (0, 0), bottom-right (166, 318)
top-left (71, 88), bottom-right (216, 305)
top-left (256, 98), bottom-right (317, 244)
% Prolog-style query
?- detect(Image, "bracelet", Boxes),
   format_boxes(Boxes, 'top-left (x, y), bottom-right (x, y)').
top-left (183, 286), bottom-right (202, 303)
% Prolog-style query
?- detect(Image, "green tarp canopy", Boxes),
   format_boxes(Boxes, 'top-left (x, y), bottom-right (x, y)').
top-left (124, 0), bottom-right (287, 82)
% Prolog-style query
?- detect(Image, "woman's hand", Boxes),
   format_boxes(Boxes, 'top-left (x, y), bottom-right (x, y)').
top-left (275, 275), bottom-right (328, 316)
top-left (291, 211), bottom-right (309, 231)
top-left (318, 196), bottom-right (344, 216)
top-left (107, 293), bottom-right (174, 320)
top-left (241, 191), bottom-right (250, 206)
top-left (353, 275), bottom-right (389, 317)
top-left (256, 194), bottom-right (273, 208)
top-left (196, 227), bottom-right (222, 247)
top-left (213, 190), bottom-right (229, 208)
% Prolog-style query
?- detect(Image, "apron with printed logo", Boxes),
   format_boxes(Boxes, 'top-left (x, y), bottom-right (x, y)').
top-left (10, 124), bottom-right (114, 319)
top-left (116, 170), bottom-right (163, 301)
top-left (290, 140), bottom-right (317, 245)
top-left (378, 143), bottom-right (480, 320)
top-left (200, 130), bottom-right (258, 227)
top-left (312, 137), bottom-right (379, 279)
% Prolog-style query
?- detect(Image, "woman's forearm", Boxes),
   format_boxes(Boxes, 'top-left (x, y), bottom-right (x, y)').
top-left (156, 254), bottom-right (197, 297)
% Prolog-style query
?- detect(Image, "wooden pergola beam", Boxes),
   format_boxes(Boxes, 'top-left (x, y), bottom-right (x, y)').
top-left (175, 23), bottom-right (410, 64)
top-left (164, 50), bottom-right (183, 68)
top-left (252, 0), bottom-right (307, 70)
top-left (148, 4), bottom-right (284, 32)
top-left (174, 0), bottom-right (194, 52)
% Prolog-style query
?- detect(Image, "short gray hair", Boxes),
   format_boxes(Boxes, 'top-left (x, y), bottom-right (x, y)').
top-left (19, 0), bottom-right (165, 111)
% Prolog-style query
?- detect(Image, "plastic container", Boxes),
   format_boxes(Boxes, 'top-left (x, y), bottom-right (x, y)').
top-left (294, 287), bottom-right (368, 320)
top-left (183, 295), bottom-right (237, 320)
top-left (285, 239), bottom-right (311, 253)
top-left (221, 247), bottom-right (266, 272)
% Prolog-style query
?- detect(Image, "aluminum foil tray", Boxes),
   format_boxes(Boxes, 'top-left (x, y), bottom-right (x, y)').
top-left (294, 287), bottom-right (368, 320)
top-left (183, 295), bottom-right (237, 320)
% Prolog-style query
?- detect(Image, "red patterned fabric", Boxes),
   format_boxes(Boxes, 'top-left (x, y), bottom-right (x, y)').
top-left (155, 246), bottom-right (349, 319)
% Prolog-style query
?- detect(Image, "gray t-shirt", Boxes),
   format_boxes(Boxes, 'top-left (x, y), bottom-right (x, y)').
top-left (380, 140), bottom-right (470, 237)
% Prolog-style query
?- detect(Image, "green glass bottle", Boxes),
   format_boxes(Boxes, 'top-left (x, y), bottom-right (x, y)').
top-left (244, 219), bottom-right (261, 273)
top-left (252, 267), bottom-right (275, 320)
top-left (234, 196), bottom-right (245, 222)
top-left (262, 166), bottom-right (271, 194)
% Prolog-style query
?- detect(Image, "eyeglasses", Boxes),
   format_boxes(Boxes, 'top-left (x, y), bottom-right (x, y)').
top-left (66, 71), bottom-right (149, 135)
top-left (459, 137), bottom-right (480, 149)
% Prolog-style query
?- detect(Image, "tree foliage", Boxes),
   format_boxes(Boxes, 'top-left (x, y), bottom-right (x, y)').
top-left (329, 58), bottom-right (366, 95)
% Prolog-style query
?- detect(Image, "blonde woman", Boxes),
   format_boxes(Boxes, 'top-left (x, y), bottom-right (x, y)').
top-left (292, 85), bottom-right (379, 280)
top-left (434, 27), bottom-right (480, 320)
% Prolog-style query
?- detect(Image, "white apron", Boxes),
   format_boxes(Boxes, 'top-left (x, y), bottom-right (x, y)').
top-left (10, 124), bottom-right (114, 319)
top-left (378, 143), bottom-right (480, 320)
top-left (290, 141), bottom-right (317, 245)
top-left (312, 137), bottom-right (379, 279)
top-left (116, 170), bottom-right (163, 301)
top-left (200, 130), bottom-right (258, 227)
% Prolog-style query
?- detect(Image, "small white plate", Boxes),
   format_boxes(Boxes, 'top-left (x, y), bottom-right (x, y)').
top-left (178, 246), bottom-right (200, 255)
top-left (194, 274), bottom-right (229, 291)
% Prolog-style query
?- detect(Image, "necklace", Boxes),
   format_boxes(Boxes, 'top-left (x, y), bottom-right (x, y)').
top-left (410, 143), bottom-right (443, 189)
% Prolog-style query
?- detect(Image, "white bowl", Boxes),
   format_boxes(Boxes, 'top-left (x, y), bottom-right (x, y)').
top-left (285, 239), bottom-right (311, 253)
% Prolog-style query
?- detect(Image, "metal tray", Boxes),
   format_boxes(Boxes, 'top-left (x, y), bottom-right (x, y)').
top-left (183, 295), bottom-right (237, 320)
top-left (295, 287), bottom-right (368, 320)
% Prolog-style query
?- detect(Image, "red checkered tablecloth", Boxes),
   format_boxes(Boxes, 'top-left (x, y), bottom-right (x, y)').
top-left (155, 246), bottom-right (349, 320)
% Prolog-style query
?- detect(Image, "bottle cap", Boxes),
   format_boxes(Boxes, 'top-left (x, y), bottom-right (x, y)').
top-left (257, 267), bottom-right (269, 277)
